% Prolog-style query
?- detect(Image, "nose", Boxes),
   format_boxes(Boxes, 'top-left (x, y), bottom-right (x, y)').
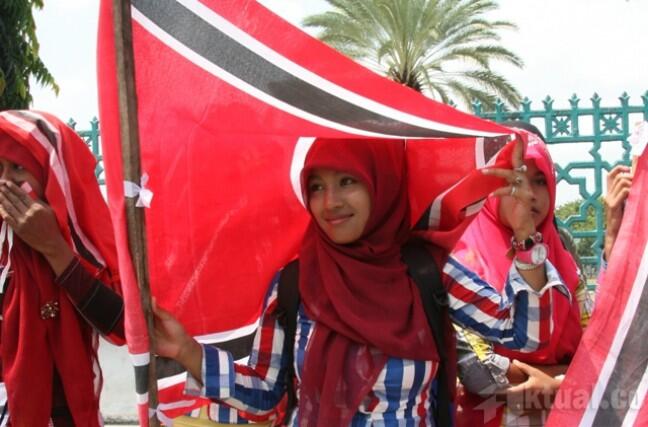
top-left (323, 187), bottom-right (343, 210)
top-left (529, 186), bottom-right (538, 203)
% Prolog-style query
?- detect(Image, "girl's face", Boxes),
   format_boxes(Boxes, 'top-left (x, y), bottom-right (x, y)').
top-left (499, 160), bottom-right (551, 228)
top-left (307, 168), bottom-right (371, 244)
top-left (0, 158), bottom-right (43, 198)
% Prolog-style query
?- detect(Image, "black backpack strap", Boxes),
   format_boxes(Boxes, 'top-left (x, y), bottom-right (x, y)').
top-left (275, 260), bottom-right (300, 425)
top-left (401, 240), bottom-right (451, 427)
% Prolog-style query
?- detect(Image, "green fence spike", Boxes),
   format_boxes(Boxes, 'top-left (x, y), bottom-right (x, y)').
top-left (569, 94), bottom-right (580, 107)
top-left (591, 93), bottom-right (602, 107)
top-left (471, 99), bottom-right (482, 115)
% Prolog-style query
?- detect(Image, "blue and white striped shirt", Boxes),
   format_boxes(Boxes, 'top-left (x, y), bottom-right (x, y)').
top-left (185, 256), bottom-right (568, 426)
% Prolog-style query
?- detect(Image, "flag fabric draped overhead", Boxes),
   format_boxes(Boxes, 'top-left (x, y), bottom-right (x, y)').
top-left (546, 149), bottom-right (648, 427)
top-left (97, 0), bottom-right (518, 423)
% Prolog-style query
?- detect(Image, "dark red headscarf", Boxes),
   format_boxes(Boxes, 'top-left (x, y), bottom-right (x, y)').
top-left (297, 138), bottom-right (438, 426)
top-left (0, 111), bottom-right (122, 426)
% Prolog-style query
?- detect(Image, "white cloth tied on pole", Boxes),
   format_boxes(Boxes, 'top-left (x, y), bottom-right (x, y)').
top-left (124, 173), bottom-right (154, 208)
top-left (629, 121), bottom-right (648, 157)
top-left (0, 222), bottom-right (14, 294)
top-left (149, 405), bottom-right (174, 426)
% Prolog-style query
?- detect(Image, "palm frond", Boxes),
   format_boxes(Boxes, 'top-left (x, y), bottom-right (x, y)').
top-left (305, 0), bottom-right (523, 109)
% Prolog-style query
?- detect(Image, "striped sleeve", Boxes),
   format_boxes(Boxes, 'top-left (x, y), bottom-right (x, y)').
top-left (445, 256), bottom-right (570, 352)
top-left (185, 271), bottom-right (289, 420)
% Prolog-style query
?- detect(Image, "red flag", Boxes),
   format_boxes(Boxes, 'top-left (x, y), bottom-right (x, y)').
top-left (546, 149), bottom-right (648, 426)
top-left (97, 0), bottom-right (518, 423)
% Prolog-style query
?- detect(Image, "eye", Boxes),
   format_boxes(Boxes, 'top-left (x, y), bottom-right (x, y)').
top-left (533, 176), bottom-right (547, 186)
top-left (340, 176), bottom-right (357, 186)
top-left (308, 181), bottom-right (324, 193)
top-left (12, 164), bottom-right (25, 172)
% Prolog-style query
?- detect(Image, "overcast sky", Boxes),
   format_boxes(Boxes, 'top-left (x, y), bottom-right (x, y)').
top-left (29, 0), bottom-right (648, 203)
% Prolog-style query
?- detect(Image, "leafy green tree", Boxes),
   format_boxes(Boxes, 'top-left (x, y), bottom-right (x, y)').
top-left (0, 0), bottom-right (58, 109)
top-left (555, 198), bottom-right (605, 259)
top-left (303, 0), bottom-right (523, 109)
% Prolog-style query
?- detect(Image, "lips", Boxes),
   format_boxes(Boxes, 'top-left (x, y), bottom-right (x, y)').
top-left (325, 213), bottom-right (353, 225)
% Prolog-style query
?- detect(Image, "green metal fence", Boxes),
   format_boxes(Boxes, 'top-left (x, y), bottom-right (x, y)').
top-left (73, 91), bottom-right (648, 275)
top-left (68, 117), bottom-right (105, 185)
top-left (474, 91), bottom-right (648, 275)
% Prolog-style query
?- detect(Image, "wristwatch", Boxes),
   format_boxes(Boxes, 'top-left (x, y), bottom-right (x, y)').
top-left (510, 231), bottom-right (543, 252)
top-left (515, 242), bottom-right (548, 266)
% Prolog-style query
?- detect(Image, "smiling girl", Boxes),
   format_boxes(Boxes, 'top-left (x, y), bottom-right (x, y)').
top-left (153, 137), bottom-right (571, 426)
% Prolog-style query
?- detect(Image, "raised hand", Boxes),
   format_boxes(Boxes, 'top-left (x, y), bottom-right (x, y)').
top-left (482, 137), bottom-right (535, 241)
top-left (604, 165), bottom-right (633, 260)
top-left (0, 180), bottom-right (73, 275)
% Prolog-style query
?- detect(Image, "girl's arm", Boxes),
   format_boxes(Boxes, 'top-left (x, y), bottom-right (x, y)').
top-left (445, 255), bottom-right (570, 352)
top-left (154, 271), bottom-right (290, 418)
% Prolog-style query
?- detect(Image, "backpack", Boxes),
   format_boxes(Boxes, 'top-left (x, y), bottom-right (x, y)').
top-left (275, 239), bottom-right (451, 426)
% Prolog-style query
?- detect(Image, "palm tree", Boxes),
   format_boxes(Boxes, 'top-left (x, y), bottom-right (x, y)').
top-left (303, 0), bottom-right (523, 110)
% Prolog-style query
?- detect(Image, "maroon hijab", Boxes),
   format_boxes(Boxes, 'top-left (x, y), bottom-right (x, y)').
top-left (297, 138), bottom-right (438, 425)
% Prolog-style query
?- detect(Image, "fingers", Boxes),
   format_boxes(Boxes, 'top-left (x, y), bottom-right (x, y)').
top-left (607, 165), bottom-right (631, 186)
top-left (0, 193), bottom-right (20, 225)
top-left (0, 181), bottom-right (33, 226)
top-left (0, 182), bottom-right (31, 214)
top-left (490, 186), bottom-right (516, 198)
top-left (506, 382), bottom-right (527, 395)
top-left (511, 137), bottom-right (526, 169)
top-left (482, 167), bottom-right (516, 181)
top-left (606, 169), bottom-right (633, 209)
top-left (0, 203), bottom-right (17, 228)
top-left (151, 297), bottom-right (174, 320)
top-left (506, 361), bottom-right (541, 394)
top-left (608, 181), bottom-right (632, 207)
top-left (512, 359), bottom-right (538, 375)
top-left (489, 183), bottom-right (534, 204)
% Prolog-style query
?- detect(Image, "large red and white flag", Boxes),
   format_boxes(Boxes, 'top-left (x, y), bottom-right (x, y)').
top-left (97, 0), bottom-right (517, 424)
top-left (546, 149), bottom-right (648, 426)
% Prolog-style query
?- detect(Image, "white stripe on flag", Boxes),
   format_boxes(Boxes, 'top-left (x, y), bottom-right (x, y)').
top-left (130, 352), bottom-right (151, 367)
top-left (158, 399), bottom-right (199, 411)
top-left (290, 137), bottom-right (316, 206)
top-left (158, 372), bottom-right (187, 389)
top-left (136, 391), bottom-right (149, 404)
top-left (427, 177), bottom-right (467, 229)
top-left (621, 366), bottom-right (648, 427)
top-left (194, 320), bottom-right (259, 343)
top-left (579, 242), bottom-right (648, 427)
top-left (132, 8), bottom-right (405, 139)
top-left (172, 0), bottom-right (505, 138)
top-left (475, 137), bottom-right (486, 168)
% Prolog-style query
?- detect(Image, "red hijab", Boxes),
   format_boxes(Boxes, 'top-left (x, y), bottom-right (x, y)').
top-left (454, 130), bottom-right (583, 426)
top-left (0, 111), bottom-right (121, 426)
top-left (297, 138), bottom-right (438, 426)
top-left (454, 129), bottom-right (582, 360)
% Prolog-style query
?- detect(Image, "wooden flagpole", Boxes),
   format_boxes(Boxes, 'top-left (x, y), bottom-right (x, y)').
top-left (112, 0), bottom-right (160, 425)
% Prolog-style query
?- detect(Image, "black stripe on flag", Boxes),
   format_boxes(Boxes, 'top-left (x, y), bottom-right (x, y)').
top-left (483, 135), bottom-right (510, 164)
top-left (592, 264), bottom-right (648, 426)
top-left (132, 0), bottom-right (482, 138)
top-left (156, 333), bottom-right (256, 380)
top-left (134, 363), bottom-right (149, 395)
